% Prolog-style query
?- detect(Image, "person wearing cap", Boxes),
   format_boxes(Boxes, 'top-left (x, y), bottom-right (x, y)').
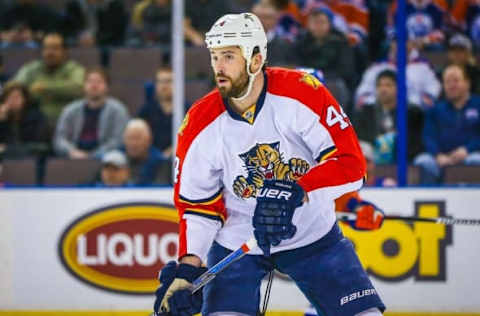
top-left (446, 33), bottom-right (480, 94)
top-left (98, 150), bottom-right (131, 187)
top-left (153, 12), bottom-right (385, 316)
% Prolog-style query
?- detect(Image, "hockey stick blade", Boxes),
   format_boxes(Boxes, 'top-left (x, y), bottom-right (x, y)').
top-left (152, 237), bottom-right (258, 316)
top-left (336, 212), bottom-right (480, 225)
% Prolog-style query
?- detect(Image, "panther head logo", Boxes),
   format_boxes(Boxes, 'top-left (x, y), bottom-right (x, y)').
top-left (233, 142), bottom-right (310, 199)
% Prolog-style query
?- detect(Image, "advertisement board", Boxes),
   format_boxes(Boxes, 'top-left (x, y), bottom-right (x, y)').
top-left (0, 188), bottom-right (479, 313)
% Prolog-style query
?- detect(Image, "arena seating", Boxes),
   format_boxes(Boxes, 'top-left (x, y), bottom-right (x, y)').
top-left (2, 48), bottom-right (41, 77)
top-left (185, 46), bottom-right (212, 79)
top-left (44, 158), bottom-right (101, 186)
top-left (444, 165), bottom-right (480, 185)
top-left (0, 159), bottom-right (37, 185)
top-left (109, 47), bottom-right (163, 81)
top-left (69, 47), bottom-right (101, 69)
top-left (110, 79), bottom-right (146, 115)
top-left (375, 165), bottom-right (420, 185)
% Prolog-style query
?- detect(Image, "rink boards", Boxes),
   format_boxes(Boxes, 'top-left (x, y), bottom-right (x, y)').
top-left (0, 187), bottom-right (479, 314)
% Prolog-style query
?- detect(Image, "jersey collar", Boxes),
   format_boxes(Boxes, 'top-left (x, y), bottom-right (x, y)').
top-left (223, 72), bottom-right (268, 124)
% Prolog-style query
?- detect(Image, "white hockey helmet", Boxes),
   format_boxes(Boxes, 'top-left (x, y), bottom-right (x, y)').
top-left (206, 13), bottom-right (267, 69)
top-left (205, 13), bottom-right (268, 100)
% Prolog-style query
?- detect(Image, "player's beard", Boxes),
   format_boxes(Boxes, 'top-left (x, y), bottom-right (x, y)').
top-left (216, 67), bottom-right (249, 98)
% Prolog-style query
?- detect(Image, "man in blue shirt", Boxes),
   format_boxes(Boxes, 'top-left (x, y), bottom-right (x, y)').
top-left (137, 67), bottom-right (174, 158)
top-left (122, 118), bottom-right (170, 185)
top-left (415, 64), bottom-right (480, 184)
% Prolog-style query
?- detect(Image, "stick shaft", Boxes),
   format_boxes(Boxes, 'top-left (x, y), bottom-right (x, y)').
top-left (192, 237), bottom-right (257, 293)
top-left (336, 212), bottom-right (480, 226)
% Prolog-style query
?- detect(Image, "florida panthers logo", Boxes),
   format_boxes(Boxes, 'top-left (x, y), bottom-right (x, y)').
top-left (233, 142), bottom-right (310, 199)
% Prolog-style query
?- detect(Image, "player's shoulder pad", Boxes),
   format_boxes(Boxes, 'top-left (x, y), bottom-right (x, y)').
top-left (266, 67), bottom-right (332, 115)
top-left (177, 89), bottom-right (226, 153)
top-left (267, 67), bottom-right (324, 91)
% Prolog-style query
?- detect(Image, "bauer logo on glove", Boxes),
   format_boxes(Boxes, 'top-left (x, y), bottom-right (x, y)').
top-left (257, 185), bottom-right (294, 200)
top-left (253, 180), bottom-right (305, 256)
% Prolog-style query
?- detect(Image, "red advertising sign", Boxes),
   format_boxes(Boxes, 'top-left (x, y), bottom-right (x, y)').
top-left (59, 203), bottom-right (178, 294)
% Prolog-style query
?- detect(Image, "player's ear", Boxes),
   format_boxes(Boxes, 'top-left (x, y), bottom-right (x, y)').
top-left (250, 51), bottom-right (263, 73)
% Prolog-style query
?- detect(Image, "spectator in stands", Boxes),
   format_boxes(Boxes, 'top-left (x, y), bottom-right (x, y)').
top-left (252, 2), bottom-right (295, 66)
top-left (0, 81), bottom-right (49, 159)
top-left (299, 0), bottom-right (370, 85)
top-left (354, 70), bottom-right (424, 164)
top-left (0, 22), bottom-right (38, 49)
top-left (64, 0), bottom-right (128, 47)
top-left (260, 0), bottom-right (302, 42)
top-left (300, 0), bottom-right (370, 46)
top-left (138, 67), bottom-right (174, 157)
top-left (122, 119), bottom-right (168, 185)
top-left (446, 34), bottom-right (480, 95)
top-left (129, 0), bottom-right (172, 47)
top-left (97, 149), bottom-right (131, 187)
top-left (0, 0), bottom-right (61, 43)
top-left (414, 64), bottom-right (480, 184)
top-left (53, 67), bottom-right (129, 159)
top-left (450, 0), bottom-right (480, 49)
top-left (360, 141), bottom-right (397, 187)
top-left (387, 0), bottom-right (446, 49)
top-left (294, 8), bottom-right (355, 91)
top-left (270, 0), bottom-right (305, 25)
top-left (355, 40), bottom-right (441, 109)
top-left (184, 0), bottom-right (232, 46)
top-left (13, 33), bottom-right (85, 126)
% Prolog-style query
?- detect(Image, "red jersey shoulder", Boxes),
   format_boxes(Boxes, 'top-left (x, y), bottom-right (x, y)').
top-left (178, 89), bottom-right (225, 140)
top-left (266, 67), bottom-right (336, 116)
top-left (267, 67), bottom-right (325, 93)
top-left (176, 89), bottom-right (225, 160)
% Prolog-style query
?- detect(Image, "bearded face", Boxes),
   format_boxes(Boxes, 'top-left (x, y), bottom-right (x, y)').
top-left (215, 66), bottom-right (249, 98)
top-left (210, 46), bottom-right (251, 99)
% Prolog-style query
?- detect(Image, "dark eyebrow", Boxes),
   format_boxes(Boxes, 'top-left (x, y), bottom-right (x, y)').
top-left (211, 50), bottom-right (237, 56)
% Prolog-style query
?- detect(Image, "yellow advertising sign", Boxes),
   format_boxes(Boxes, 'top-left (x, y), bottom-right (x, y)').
top-left (342, 201), bottom-right (451, 281)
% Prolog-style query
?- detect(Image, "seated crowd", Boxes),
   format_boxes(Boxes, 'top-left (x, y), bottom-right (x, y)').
top-left (1, 0), bottom-right (480, 186)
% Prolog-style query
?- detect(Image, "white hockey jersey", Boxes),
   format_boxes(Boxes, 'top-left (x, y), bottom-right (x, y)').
top-left (174, 67), bottom-right (366, 261)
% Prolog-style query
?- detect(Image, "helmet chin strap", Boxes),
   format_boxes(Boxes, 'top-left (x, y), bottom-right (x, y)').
top-left (231, 58), bottom-right (263, 102)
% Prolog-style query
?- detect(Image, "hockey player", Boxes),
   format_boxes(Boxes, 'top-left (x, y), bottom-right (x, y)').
top-left (153, 13), bottom-right (386, 316)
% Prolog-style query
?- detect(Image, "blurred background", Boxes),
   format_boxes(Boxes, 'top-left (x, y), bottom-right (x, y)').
top-left (0, 0), bottom-right (480, 315)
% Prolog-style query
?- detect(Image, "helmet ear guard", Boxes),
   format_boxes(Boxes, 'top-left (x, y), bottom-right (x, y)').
top-left (205, 13), bottom-right (268, 101)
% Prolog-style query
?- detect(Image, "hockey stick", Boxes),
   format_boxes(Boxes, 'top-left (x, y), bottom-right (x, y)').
top-left (191, 237), bottom-right (257, 293)
top-left (336, 212), bottom-right (480, 225)
top-left (152, 237), bottom-right (258, 316)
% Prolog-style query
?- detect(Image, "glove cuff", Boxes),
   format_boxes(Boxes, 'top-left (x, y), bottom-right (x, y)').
top-left (176, 263), bottom-right (206, 283)
top-left (291, 182), bottom-right (305, 207)
top-left (346, 197), bottom-right (360, 213)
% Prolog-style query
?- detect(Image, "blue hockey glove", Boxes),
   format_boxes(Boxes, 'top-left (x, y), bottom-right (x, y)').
top-left (153, 261), bottom-right (207, 316)
top-left (253, 180), bottom-right (305, 256)
top-left (345, 198), bottom-right (385, 230)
